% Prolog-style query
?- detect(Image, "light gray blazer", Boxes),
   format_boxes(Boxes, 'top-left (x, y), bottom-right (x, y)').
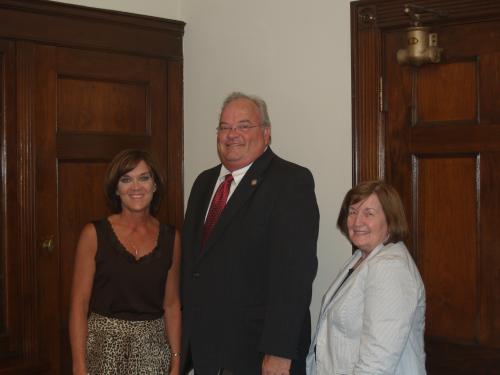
top-left (307, 241), bottom-right (426, 375)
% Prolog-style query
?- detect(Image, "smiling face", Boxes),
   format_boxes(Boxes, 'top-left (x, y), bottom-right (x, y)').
top-left (217, 98), bottom-right (271, 171)
top-left (116, 160), bottom-right (156, 214)
top-left (347, 193), bottom-right (389, 254)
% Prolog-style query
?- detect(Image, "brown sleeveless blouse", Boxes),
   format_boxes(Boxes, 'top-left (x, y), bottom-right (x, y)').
top-left (89, 218), bottom-right (175, 321)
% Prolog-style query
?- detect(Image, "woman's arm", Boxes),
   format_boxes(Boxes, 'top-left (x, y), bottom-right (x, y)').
top-left (69, 223), bottom-right (97, 375)
top-left (164, 229), bottom-right (182, 375)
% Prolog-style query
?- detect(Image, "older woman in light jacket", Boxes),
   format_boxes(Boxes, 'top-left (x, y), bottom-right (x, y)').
top-left (307, 181), bottom-right (426, 375)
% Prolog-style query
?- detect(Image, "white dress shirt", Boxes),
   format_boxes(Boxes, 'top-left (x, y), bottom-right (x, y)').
top-left (204, 163), bottom-right (252, 221)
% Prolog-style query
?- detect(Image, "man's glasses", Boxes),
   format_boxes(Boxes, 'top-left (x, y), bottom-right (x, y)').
top-left (216, 124), bottom-right (262, 133)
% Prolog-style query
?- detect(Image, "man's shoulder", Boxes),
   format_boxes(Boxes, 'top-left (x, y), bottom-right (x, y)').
top-left (194, 164), bottom-right (221, 181)
top-left (269, 153), bottom-right (313, 178)
top-left (272, 154), bottom-right (308, 169)
top-left (186, 165), bottom-right (220, 197)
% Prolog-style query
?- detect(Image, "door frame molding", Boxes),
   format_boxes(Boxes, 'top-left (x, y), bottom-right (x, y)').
top-left (0, 0), bottom-right (184, 59)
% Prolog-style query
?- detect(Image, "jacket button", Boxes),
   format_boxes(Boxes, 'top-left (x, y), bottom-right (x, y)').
top-left (193, 272), bottom-right (200, 279)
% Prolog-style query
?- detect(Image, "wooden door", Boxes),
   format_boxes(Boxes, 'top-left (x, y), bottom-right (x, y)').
top-left (34, 44), bottom-right (179, 374)
top-left (352, 1), bottom-right (500, 374)
top-left (0, 2), bottom-right (184, 374)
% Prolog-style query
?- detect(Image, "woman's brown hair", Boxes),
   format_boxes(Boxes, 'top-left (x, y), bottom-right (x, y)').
top-left (104, 149), bottom-right (165, 215)
top-left (336, 180), bottom-right (409, 244)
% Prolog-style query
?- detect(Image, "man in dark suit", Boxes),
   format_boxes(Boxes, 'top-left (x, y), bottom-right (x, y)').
top-left (181, 92), bottom-right (319, 375)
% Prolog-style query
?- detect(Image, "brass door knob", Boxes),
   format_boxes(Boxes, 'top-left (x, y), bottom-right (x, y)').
top-left (41, 235), bottom-right (55, 253)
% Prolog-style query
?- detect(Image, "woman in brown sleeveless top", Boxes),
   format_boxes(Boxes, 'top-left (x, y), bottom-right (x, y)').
top-left (69, 149), bottom-right (181, 375)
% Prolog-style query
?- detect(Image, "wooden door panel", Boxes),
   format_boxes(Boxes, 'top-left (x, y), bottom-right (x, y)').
top-left (55, 47), bottom-right (165, 136)
top-left (416, 61), bottom-right (477, 124)
top-left (416, 155), bottom-right (478, 341)
top-left (57, 77), bottom-right (148, 133)
top-left (352, 1), bottom-right (500, 373)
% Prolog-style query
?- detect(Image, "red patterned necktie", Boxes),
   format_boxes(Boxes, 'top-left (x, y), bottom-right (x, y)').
top-left (201, 173), bottom-right (234, 248)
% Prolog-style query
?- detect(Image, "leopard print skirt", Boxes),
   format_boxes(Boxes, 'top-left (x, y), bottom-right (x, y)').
top-left (87, 312), bottom-right (171, 375)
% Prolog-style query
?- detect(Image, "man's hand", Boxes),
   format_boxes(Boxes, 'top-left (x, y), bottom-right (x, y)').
top-left (262, 354), bottom-right (291, 375)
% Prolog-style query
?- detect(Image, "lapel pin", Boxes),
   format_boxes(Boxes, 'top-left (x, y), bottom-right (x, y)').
top-left (251, 179), bottom-right (258, 186)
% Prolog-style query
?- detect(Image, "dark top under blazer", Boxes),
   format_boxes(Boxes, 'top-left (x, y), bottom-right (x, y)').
top-left (181, 148), bottom-right (319, 374)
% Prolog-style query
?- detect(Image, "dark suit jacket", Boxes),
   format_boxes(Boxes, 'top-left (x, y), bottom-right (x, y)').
top-left (181, 148), bottom-right (319, 374)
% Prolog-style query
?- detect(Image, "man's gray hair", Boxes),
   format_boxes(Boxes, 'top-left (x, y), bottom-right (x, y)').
top-left (220, 92), bottom-right (271, 127)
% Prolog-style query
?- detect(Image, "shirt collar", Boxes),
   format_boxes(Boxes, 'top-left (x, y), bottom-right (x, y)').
top-left (218, 163), bottom-right (252, 185)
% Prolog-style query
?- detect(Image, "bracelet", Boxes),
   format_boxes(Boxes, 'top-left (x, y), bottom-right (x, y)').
top-left (171, 351), bottom-right (181, 357)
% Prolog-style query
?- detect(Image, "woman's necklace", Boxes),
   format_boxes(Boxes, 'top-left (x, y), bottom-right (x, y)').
top-left (126, 230), bottom-right (143, 257)
top-left (129, 242), bottom-right (140, 257)
top-left (127, 230), bottom-right (153, 258)
top-left (117, 217), bottom-right (156, 258)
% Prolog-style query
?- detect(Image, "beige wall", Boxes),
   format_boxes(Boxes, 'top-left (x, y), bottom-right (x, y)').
top-left (53, 0), bottom-right (353, 332)
top-left (181, 0), bottom-right (353, 330)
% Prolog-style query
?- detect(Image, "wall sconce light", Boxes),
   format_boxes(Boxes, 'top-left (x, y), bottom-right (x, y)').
top-left (397, 4), bottom-right (446, 67)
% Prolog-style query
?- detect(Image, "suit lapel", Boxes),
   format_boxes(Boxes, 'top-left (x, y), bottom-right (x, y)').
top-left (198, 148), bottom-right (275, 261)
top-left (320, 252), bottom-right (362, 316)
top-left (320, 244), bottom-right (387, 316)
